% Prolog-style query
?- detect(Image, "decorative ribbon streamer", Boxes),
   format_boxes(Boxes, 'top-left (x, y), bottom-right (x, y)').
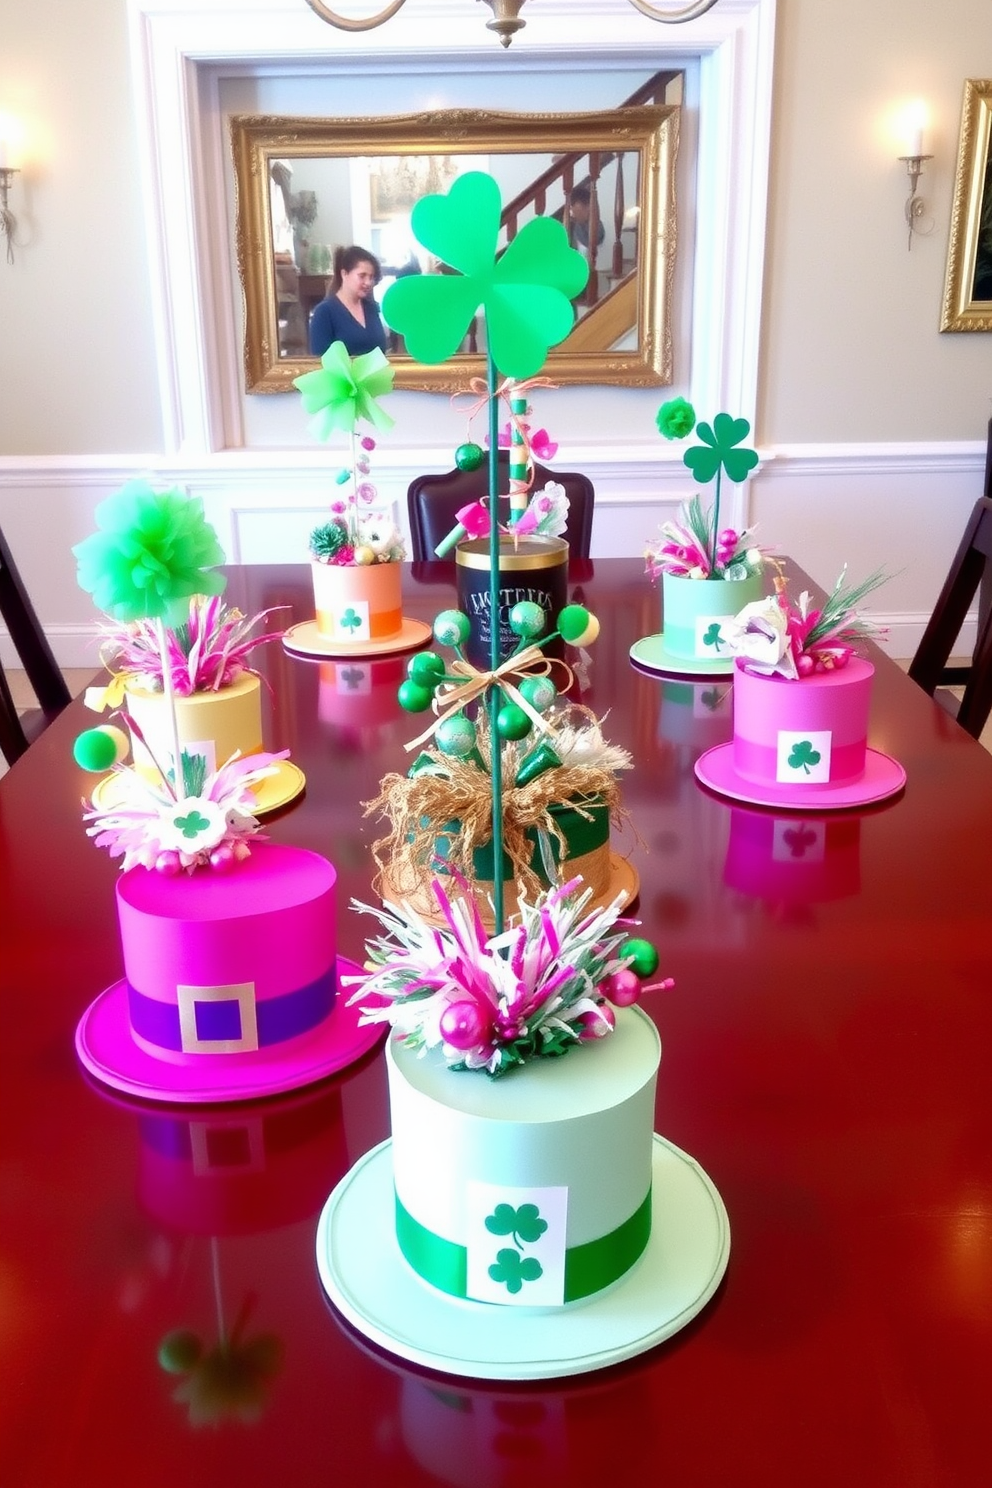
top-left (403, 644), bottom-right (574, 753)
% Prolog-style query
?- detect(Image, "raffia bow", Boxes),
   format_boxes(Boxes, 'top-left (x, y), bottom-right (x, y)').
top-left (403, 644), bottom-right (573, 753)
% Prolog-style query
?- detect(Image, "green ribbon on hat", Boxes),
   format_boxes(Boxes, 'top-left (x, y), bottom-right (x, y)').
top-left (395, 1187), bottom-right (652, 1303)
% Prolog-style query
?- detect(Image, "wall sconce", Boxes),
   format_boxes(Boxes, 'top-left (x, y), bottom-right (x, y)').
top-left (897, 101), bottom-right (933, 251)
top-left (0, 117), bottom-right (21, 265)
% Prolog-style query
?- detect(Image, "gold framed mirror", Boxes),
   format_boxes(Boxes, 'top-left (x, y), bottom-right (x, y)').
top-left (941, 79), bottom-right (992, 332)
top-left (231, 105), bottom-right (679, 391)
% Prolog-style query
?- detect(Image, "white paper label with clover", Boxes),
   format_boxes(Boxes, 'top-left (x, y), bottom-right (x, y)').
top-left (465, 1183), bottom-right (568, 1306)
top-left (332, 598), bottom-right (371, 642)
top-left (776, 730), bottom-right (832, 784)
top-left (693, 616), bottom-right (733, 658)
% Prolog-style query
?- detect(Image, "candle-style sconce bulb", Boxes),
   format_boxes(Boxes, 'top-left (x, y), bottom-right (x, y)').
top-left (0, 166), bottom-right (18, 265)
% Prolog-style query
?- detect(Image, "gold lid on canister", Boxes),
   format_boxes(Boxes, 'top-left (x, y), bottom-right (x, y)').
top-left (455, 536), bottom-right (569, 572)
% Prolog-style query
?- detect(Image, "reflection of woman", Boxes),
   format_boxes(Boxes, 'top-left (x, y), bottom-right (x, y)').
top-left (309, 245), bottom-right (388, 357)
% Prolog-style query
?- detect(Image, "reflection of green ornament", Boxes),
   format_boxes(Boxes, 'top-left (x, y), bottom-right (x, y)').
top-left (398, 679), bottom-right (435, 713)
top-left (407, 651), bottom-right (446, 685)
top-left (433, 609), bottom-right (471, 648)
top-left (159, 1329), bottom-right (203, 1374)
top-left (509, 601), bottom-right (546, 640)
top-left (619, 937), bottom-right (659, 978)
top-left (455, 442), bottom-right (485, 472)
top-left (518, 675), bottom-right (557, 713)
top-left (436, 713), bottom-right (477, 757)
top-left (496, 704), bottom-right (531, 741)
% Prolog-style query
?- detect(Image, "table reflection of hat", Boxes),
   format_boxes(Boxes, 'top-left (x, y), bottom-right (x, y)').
top-left (318, 656), bottom-right (405, 730)
top-left (724, 810), bottom-right (861, 904)
top-left (129, 1053), bottom-right (387, 1236)
top-left (658, 679), bottom-right (733, 753)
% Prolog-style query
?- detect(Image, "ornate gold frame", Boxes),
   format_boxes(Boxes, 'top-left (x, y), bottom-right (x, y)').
top-left (940, 79), bottom-right (992, 332)
top-left (231, 106), bottom-right (679, 391)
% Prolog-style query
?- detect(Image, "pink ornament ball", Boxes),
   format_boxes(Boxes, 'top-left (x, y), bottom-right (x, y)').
top-left (155, 851), bottom-right (182, 877)
top-left (209, 845), bottom-right (236, 872)
top-left (576, 1004), bottom-right (616, 1039)
top-left (797, 652), bottom-right (816, 676)
top-left (602, 969), bottom-right (641, 1006)
top-left (439, 999), bottom-right (489, 1051)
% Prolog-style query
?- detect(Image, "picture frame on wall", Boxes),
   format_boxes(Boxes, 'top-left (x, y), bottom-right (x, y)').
top-left (941, 78), bottom-right (992, 331)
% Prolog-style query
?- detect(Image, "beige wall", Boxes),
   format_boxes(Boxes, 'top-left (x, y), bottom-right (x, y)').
top-left (0, 0), bottom-right (989, 458)
top-left (762, 0), bottom-right (991, 443)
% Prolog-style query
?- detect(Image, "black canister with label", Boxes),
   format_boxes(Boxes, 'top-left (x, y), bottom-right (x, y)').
top-left (455, 536), bottom-right (569, 669)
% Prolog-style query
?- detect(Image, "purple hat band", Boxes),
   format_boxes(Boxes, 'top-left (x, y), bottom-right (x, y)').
top-left (127, 964), bottom-right (336, 1055)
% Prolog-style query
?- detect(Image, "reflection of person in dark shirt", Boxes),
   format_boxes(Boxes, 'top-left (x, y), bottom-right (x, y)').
top-left (568, 183), bottom-right (605, 251)
top-left (309, 246), bottom-right (388, 357)
top-left (973, 163), bottom-right (992, 301)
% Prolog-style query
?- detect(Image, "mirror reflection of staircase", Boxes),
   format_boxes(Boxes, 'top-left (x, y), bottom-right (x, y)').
top-left (463, 70), bottom-right (683, 357)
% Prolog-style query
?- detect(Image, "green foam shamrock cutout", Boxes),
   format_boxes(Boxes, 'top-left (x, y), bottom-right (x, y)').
top-left (382, 172), bottom-right (589, 379)
top-left (73, 480), bottom-right (226, 625)
top-left (683, 413), bottom-right (759, 486)
top-left (293, 341), bottom-right (395, 441)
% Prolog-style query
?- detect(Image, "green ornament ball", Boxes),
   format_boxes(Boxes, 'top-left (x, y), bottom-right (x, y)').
top-left (407, 651), bottom-right (445, 685)
top-left (620, 937), bottom-right (659, 978)
top-left (433, 609), bottom-right (471, 649)
top-left (518, 675), bottom-right (557, 713)
top-left (73, 726), bottom-right (129, 772)
top-left (508, 600), bottom-right (547, 640)
top-left (496, 704), bottom-right (532, 741)
top-left (436, 714), bottom-right (477, 757)
top-left (398, 679), bottom-right (435, 713)
top-left (157, 1328), bottom-right (203, 1375)
top-left (558, 604), bottom-right (600, 647)
top-left (454, 442), bottom-right (485, 473)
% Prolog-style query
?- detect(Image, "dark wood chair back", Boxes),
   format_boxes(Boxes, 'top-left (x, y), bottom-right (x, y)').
top-left (908, 490), bottom-right (992, 739)
top-left (406, 451), bottom-right (595, 563)
top-left (0, 526), bottom-right (72, 764)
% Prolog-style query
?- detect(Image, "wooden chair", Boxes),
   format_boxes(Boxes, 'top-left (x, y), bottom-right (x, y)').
top-left (0, 525), bottom-right (72, 764)
top-left (908, 492), bottom-right (992, 739)
top-left (406, 451), bottom-right (595, 563)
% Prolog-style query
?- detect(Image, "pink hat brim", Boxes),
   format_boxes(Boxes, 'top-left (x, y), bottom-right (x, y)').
top-left (694, 744), bottom-right (906, 812)
top-left (75, 957), bottom-right (384, 1105)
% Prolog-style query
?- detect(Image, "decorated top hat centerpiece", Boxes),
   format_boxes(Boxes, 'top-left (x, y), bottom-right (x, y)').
top-left (283, 342), bottom-right (432, 658)
top-left (71, 482), bottom-right (383, 1104)
top-left (78, 495), bottom-right (299, 815)
top-left (695, 565), bottom-right (907, 810)
top-left (314, 171), bottom-right (730, 1382)
top-left (631, 398), bottom-right (765, 677)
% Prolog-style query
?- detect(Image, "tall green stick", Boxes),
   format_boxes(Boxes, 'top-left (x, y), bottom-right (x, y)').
top-left (487, 347), bottom-right (504, 936)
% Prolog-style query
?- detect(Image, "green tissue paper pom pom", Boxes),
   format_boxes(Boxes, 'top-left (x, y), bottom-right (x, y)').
top-left (407, 651), bottom-right (445, 684)
top-left (508, 601), bottom-right (546, 640)
top-left (398, 680), bottom-right (435, 713)
top-left (655, 397), bottom-right (696, 440)
top-left (619, 937), bottom-right (659, 978)
top-left (73, 726), bottom-right (129, 772)
top-left (309, 521), bottom-right (349, 560)
top-left (158, 1329), bottom-right (203, 1375)
top-left (433, 609), bottom-right (471, 649)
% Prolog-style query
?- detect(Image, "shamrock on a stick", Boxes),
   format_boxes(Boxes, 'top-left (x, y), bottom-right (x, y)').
top-left (682, 411), bottom-right (759, 572)
top-left (382, 172), bottom-right (588, 379)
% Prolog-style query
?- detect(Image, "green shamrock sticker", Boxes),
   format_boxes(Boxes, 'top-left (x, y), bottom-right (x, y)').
top-left (174, 808), bottom-right (211, 840)
top-left (340, 608), bottom-right (363, 634)
top-left (683, 413), bottom-right (760, 487)
top-left (381, 172), bottom-right (589, 379)
top-left (488, 1247), bottom-right (544, 1295)
top-left (788, 740), bottom-right (822, 775)
top-left (702, 622), bottom-right (725, 652)
top-left (485, 1202), bottom-right (548, 1246)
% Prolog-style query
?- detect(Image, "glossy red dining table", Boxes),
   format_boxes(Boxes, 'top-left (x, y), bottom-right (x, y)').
top-left (2, 557), bottom-right (991, 1488)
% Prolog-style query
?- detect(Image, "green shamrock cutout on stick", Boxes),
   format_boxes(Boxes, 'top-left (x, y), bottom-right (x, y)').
top-left (683, 414), bottom-right (760, 486)
top-left (485, 1202), bottom-right (548, 1246)
top-left (382, 172), bottom-right (589, 378)
top-left (788, 740), bottom-right (822, 775)
top-left (294, 341), bottom-right (395, 441)
top-left (488, 1248), bottom-right (544, 1295)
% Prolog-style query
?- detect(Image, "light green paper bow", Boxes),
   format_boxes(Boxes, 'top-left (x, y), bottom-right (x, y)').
top-left (294, 342), bottom-right (395, 440)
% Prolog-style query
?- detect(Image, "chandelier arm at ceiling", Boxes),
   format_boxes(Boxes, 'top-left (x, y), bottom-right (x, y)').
top-left (626, 0), bottom-right (720, 20)
top-left (303, 0), bottom-right (409, 31)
